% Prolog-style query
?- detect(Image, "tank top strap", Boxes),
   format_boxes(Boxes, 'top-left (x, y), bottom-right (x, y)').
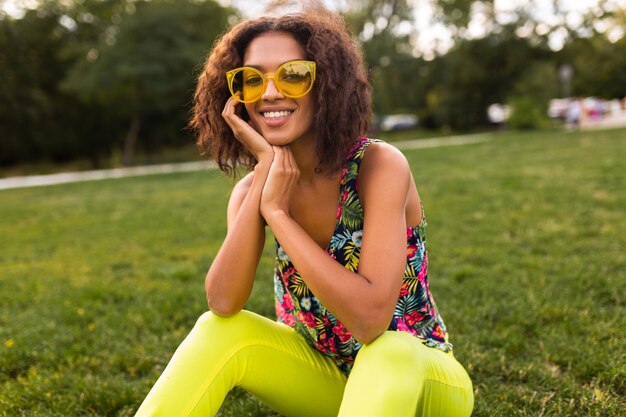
top-left (340, 137), bottom-right (381, 188)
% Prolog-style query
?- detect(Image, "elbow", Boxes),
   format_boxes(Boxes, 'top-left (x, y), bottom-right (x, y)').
top-left (352, 323), bottom-right (387, 345)
top-left (353, 330), bottom-right (384, 346)
top-left (206, 296), bottom-right (242, 318)
top-left (205, 284), bottom-right (242, 317)
top-left (350, 309), bottom-right (392, 345)
top-left (204, 275), bottom-right (242, 317)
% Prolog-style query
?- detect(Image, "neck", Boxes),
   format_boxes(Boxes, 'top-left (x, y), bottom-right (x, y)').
top-left (289, 135), bottom-right (322, 182)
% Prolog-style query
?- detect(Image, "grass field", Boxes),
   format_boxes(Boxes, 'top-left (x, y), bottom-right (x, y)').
top-left (1, 128), bottom-right (625, 416)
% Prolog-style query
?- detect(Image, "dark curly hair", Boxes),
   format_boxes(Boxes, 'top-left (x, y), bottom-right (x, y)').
top-left (190, 3), bottom-right (371, 176)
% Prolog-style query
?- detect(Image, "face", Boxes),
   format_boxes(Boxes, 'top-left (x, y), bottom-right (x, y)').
top-left (242, 31), bottom-right (315, 147)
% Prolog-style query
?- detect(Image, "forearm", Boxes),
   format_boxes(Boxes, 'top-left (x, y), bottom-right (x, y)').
top-left (205, 164), bottom-right (270, 315)
top-left (266, 211), bottom-right (401, 343)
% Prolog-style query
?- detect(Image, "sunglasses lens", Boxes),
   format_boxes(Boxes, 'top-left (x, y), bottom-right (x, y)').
top-left (230, 68), bottom-right (264, 103)
top-left (277, 62), bottom-right (313, 97)
top-left (227, 61), bottom-right (315, 103)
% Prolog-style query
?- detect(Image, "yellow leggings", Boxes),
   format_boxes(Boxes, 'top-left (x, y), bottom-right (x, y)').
top-left (134, 310), bottom-right (473, 417)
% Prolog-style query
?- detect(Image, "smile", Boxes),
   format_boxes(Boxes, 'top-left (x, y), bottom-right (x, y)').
top-left (263, 110), bottom-right (293, 119)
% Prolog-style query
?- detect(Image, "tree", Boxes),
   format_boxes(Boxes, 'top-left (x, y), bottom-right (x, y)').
top-left (0, 9), bottom-right (74, 164)
top-left (419, 25), bottom-right (552, 130)
top-left (60, 0), bottom-right (235, 165)
top-left (343, 0), bottom-right (419, 116)
top-left (507, 61), bottom-right (558, 129)
top-left (561, 34), bottom-right (626, 99)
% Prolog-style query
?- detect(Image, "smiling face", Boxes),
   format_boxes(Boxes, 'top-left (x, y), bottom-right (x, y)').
top-left (242, 31), bottom-right (315, 147)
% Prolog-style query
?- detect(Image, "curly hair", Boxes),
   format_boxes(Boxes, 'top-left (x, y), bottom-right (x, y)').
top-left (189, 4), bottom-right (371, 176)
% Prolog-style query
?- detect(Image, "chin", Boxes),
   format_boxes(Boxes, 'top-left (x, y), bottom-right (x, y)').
top-left (263, 132), bottom-right (294, 146)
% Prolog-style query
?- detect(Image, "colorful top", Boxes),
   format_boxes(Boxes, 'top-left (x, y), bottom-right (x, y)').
top-left (274, 136), bottom-right (452, 375)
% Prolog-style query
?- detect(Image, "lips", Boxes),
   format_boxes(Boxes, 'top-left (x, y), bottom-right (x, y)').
top-left (258, 108), bottom-right (295, 127)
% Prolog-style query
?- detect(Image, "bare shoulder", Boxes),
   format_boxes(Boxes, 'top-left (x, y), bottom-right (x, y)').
top-left (359, 141), bottom-right (411, 197)
top-left (361, 141), bottom-right (410, 173)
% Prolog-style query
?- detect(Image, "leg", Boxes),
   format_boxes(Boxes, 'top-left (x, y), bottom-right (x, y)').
top-left (134, 310), bottom-right (347, 417)
top-left (338, 331), bottom-right (473, 417)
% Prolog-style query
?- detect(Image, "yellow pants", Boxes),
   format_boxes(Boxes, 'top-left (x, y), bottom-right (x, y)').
top-left (134, 310), bottom-right (473, 417)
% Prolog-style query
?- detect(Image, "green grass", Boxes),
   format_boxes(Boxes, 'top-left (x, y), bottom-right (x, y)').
top-left (1, 128), bottom-right (625, 416)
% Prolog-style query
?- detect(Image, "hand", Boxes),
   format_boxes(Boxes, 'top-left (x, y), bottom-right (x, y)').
top-left (221, 96), bottom-right (273, 164)
top-left (260, 146), bottom-right (300, 220)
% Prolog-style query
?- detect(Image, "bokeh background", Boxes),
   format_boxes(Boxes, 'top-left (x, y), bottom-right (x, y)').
top-left (1, 0), bottom-right (625, 171)
top-left (1, 1), bottom-right (625, 416)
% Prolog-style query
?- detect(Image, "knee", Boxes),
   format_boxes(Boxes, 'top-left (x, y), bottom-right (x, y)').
top-left (195, 310), bottom-right (247, 329)
top-left (356, 331), bottom-right (422, 371)
top-left (192, 310), bottom-right (263, 343)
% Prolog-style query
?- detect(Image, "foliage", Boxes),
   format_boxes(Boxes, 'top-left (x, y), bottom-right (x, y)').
top-left (1, 129), bottom-right (625, 416)
top-left (507, 61), bottom-right (558, 130)
top-left (1, 0), bottom-right (626, 166)
top-left (343, 0), bottom-right (417, 115)
top-left (0, 9), bottom-right (82, 165)
top-left (560, 34), bottom-right (626, 99)
top-left (0, 0), bottom-right (235, 166)
top-left (421, 27), bottom-right (552, 129)
top-left (507, 96), bottom-right (546, 130)
top-left (60, 0), bottom-right (234, 164)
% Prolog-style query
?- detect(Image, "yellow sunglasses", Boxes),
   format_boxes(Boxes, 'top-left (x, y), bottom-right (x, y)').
top-left (226, 60), bottom-right (316, 104)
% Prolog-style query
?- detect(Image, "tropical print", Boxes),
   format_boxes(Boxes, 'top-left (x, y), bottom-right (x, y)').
top-left (274, 136), bottom-right (452, 375)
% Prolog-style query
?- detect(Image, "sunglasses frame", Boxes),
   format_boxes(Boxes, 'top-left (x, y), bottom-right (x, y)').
top-left (226, 60), bottom-right (316, 104)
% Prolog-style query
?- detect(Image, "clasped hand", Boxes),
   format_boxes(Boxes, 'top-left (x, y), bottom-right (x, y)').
top-left (221, 96), bottom-right (299, 221)
top-left (259, 145), bottom-right (299, 220)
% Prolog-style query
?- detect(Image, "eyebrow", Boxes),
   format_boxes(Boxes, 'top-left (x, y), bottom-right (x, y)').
top-left (241, 59), bottom-right (305, 71)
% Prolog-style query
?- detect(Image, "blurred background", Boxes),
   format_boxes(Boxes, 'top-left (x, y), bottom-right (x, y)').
top-left (1, 0), bottom-right (625, 172)
top-left (1, 3), bottom-right (625, 416)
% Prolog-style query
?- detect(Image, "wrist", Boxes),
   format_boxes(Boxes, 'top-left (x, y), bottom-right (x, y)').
top-left (255, 147), bottom-right (275, 165)
top-left (254, 160), bottom-right (272, 174)
top-left (261, 207), bottom-right (289, 225)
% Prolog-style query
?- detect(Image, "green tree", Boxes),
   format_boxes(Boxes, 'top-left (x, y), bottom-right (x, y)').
top-left (343, 0), bottom-right (420, 116)
top-left (0, 9), bottom-right (72, 164)
top-left (561, 34), bottom-right (626, 99)
top-left (421, 26), bottom-right (551, 129)
top-left (507, 61), bottom-right (558, 129)
top-left (60, 0), bottom-right (235, 165)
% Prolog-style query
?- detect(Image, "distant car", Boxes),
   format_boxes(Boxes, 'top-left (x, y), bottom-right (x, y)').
top-left (548, 99), bottom-right (569, 120)
top-left (380, 114), bottom-right (419, 132)
top-left (487, 103), bottom-right (511, 124)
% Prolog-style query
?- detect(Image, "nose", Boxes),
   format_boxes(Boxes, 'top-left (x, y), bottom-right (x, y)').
top-left (261, 76), bottom-right (284, 100)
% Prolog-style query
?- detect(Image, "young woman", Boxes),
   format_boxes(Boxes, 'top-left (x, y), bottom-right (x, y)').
top-left (134, 4), bottom-right (473, 417)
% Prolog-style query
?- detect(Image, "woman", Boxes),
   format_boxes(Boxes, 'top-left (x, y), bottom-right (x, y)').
top-left (135, 4), bottom-right (473, 417)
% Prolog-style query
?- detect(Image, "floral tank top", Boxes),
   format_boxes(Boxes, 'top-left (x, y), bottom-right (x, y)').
top-left (274, 136), bottom-right (452, 375)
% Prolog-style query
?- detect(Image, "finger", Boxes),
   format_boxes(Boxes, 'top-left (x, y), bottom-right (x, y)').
top-left (286, 146), bottom-right (296, 169)
top-left (221, 96), bottom-right (239, 130)
top-left (222, 97), bottom-right (261, 143)
top-left (287, 147), bottom-right (299, 185)
top-left (272, 146), bottom-right (284, 170)
top-left (281, 147), bottom-right (291, 173)
top-left (284, 146), bottom-right (297, 173)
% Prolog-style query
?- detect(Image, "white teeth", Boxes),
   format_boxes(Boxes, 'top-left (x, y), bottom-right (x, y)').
top-left (263, 110), bottom-right (291, 119)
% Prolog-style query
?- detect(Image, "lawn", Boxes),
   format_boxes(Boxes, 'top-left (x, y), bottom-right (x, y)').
top-left (1, 128), bottom-right (624, 416)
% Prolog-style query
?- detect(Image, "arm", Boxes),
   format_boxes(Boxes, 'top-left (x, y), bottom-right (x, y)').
top-left (204, 165), bottom-right (270, 316)
top-left (261, 143), bottom-right (412, 344)
top-left (204, 97), bottom-right (273, 316)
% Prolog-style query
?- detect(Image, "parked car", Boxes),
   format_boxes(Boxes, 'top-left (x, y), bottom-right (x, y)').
top-left (379, 114), bottom-right (419, 131)
top-left (487, 103), bottom-right (511, 125)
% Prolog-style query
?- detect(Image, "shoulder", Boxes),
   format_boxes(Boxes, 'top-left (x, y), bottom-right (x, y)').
top-left (360, 140), bottom-right (411, 185)
top-left (361, 140), bottom-right (409, 170)
top-left (358, 140), bottom-right (411, 202)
